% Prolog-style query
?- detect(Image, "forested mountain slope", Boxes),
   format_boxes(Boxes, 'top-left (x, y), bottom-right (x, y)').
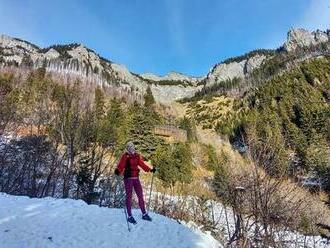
top-left (1, 28), bottom-right (330, 247)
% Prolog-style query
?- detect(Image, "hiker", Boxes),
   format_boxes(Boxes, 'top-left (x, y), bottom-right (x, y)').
top-left (114, 141), bottom-right (156, 224)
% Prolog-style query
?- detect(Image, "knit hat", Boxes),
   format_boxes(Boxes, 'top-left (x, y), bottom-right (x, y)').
top-left (126, 141), bottom-right (136, 155)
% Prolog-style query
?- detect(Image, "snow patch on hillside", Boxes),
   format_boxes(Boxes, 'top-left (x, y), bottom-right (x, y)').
top-left (0, 193), bottom-right (220, 248)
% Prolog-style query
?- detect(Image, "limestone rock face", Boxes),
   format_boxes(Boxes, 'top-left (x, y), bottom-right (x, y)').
top-left (204, 53), bottom-right (267, 86)
top-left (150, 84), bottom-right (202, 103)
top-left (0, 34), bottom-right (39, 53)
top-left (66, 45), bottom-right (106, 75)
top-left (140, 73), bottom-right (162, 81)
top-left (44, 48), bottom-right (60, 59)
top-left (110, 63), bottom-right (142, 85)
top-left (284, 28), bottom-right (329, 52)
top-left (206, 60), bottom-right (246, 85)
top-left (315, 30), bottom-right (329, 43)
top-left (141, 71), bottom-right (201, 83)
top-left (245, 54), bottom-right (266, 74)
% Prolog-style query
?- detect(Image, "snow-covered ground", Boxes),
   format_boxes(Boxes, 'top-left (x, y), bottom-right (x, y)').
top-left (0, 193), bottom-right (220, 248)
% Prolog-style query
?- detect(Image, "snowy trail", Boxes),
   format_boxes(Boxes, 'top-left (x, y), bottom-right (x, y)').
top-left (0, 193), bottom-right (220, 248)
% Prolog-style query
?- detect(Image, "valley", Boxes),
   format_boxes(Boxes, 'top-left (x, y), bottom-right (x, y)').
top-left (0, 28), bottom-right (329, 247)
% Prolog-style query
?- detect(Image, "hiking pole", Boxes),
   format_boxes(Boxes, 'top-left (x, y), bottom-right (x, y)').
top-left (116, 175), bottom-right (130, 232)
top-left (147, 169), bottom-right (155, 212)
top-left (123, 204), bottom-right (131, 232)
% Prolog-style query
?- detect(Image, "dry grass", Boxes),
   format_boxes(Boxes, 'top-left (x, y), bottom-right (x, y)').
top-left (278, 178), bottom-right (330, 225)
top-left (185, 95), bottom-right (235, 130)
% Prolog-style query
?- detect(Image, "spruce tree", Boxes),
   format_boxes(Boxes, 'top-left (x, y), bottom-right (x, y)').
top-left (127, 103), bottom-right (163, 159)
top-left (103, 99), bottom-right (128, 153)
top-left (94, 86), bottom-right (105, 119)
top-left (144, 86), bottom-right (155, 108)
top-left (152, 142), bottom-right (193, 187)
top-left (179, 117), bottom-right (197, 142)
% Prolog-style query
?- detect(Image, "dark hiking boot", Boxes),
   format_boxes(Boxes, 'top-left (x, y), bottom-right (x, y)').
top-left (142, 213), bottom-right (152, 221)
top-left (127, 216), bottom-right (137, 225)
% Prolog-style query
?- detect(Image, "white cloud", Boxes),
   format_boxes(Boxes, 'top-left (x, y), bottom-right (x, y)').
top-left (299, 0), bottom-right (330, 30)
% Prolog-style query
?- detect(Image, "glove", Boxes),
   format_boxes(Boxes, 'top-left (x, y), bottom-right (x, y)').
top-left (150, 167), bottom-right (156, 173)
top-left (114, 168), bottom-right (120, 176)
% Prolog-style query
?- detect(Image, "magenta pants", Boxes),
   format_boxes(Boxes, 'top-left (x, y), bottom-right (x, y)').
top-left (124, 178), bottom-right (146, 216)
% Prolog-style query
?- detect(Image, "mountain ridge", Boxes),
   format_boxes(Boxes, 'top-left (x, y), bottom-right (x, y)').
top-left (0, 28), bottom-right (329, 103)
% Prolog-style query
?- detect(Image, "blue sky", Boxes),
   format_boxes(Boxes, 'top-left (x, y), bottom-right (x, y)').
top-left (0, 0), bottom-right (329, 76)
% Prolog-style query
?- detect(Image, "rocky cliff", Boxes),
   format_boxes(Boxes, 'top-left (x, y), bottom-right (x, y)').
top-left (203, 53), bottom-right (267, 86)
top-left (140, 71), bottom-right (201, 83)
top-left (284, 28), bottom-right (329, 52)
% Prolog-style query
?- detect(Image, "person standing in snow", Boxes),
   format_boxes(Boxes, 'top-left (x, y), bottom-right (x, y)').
top-left (115, 141), bottom-right (156, 224)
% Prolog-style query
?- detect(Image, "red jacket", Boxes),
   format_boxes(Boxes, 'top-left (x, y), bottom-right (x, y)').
top-left (117, 153), bottom-right (151, 178)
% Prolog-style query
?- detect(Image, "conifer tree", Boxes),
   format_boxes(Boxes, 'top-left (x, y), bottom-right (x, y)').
top-left (127, 103), bottom-right (163, 159)
top-left (103, 98), bottom-right (128, 152)
top-left (152, 142), bottom-right (193, 187)
top-left (144, 86), bottom-right (155, 108)
top-left (94, 86), bottom-right (105, 119)
top-left (179, 117), bottom-right (197, 142)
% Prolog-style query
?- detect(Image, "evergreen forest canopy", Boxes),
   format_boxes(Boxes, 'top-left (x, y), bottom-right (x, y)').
top-left (218, 57), bottom-right (330, 188)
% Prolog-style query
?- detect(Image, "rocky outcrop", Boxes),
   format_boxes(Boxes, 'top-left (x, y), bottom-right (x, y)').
top-left (206, 60), bottom-right (246, 85)
top-left (198, 29), bottom-right (330, 87)
top-left (0, 34), bottom-right (39, 53)
top-left (141, 71), bottom-right (201, 84)
top-left (203, 53), bottom-right (267, 86)
top-left (245, 54), bottom-right (266, 74)
top-left (44, 48), bottom-right (60, 59)
top-left (284, 28), bottom-right (329, 52)
top-left (150, 83), bottom-right (202, 103)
